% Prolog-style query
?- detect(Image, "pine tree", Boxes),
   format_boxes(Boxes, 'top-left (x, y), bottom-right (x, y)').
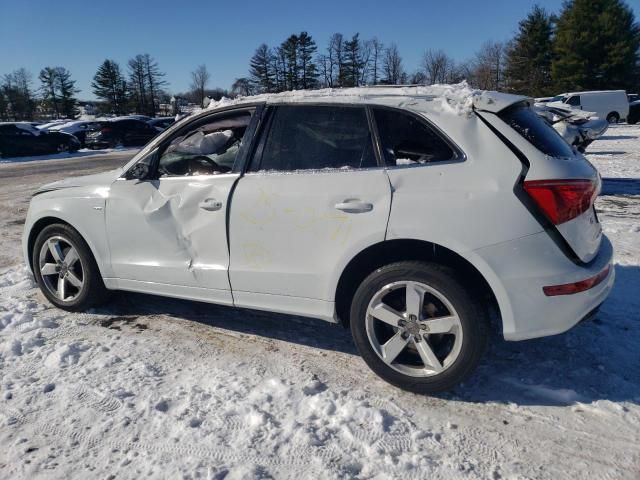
top-left (143, 54), bottom-right (167, 117)
top-left (297, 32), bottom-right (318, 89)
top-left (280, 35), bottom-right (299, 90)
top-left (39, 67), bottom-right (60, 118)
top-left (55, 67), bottom-right (79, 118)
top-left (343, 33), bottom-right (363, 87)
top-left (92, 59), bottom-right (127, 114)
top-left (505, 6), bottom-right (555, 96)
top-left (128, 55), bottom-right (147, 114)
top-left (249, 44), bottom-right (275, 93)
top-left (127, 54), bottom-right (166, 116)
top-left (552, 0), bottom-right (640, 91)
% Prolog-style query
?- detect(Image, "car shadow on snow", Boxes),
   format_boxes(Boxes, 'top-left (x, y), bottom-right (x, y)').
top-left (588, 150), bottom-right (627, 156)
top-left (598, 135), bottom-right (637, 141)
top-left (459, 264), bottom-right (640, 406)
top-left (93, 264), bottom-right (639, 407)
top-left (601, 177), bottom-right (640, 196)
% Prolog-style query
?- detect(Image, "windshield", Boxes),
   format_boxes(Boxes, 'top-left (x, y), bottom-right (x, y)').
top-left (550, 95), bottom-right (567, 103)
top-left (500, 103), bottom-right (575, 158)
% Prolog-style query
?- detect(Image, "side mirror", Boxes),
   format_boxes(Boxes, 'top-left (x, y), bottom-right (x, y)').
top-left (126, 162), bottom-right (150, 180)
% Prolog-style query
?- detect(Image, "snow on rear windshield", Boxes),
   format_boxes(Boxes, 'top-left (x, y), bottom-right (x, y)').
top-left (500, 104), bottom-right (575, 158)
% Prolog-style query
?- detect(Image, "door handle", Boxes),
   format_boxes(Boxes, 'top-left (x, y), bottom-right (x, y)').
top-left (335, 199), bottom-right (373, 213)
top-left (199, 198), bottom-right (223, 211)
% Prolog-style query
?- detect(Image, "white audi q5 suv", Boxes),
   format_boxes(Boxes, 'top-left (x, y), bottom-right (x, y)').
top-left (23, 85), bottom-right (614, 393)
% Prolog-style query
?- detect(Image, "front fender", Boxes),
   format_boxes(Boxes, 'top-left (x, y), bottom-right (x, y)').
top-left (23, 193), bottom-right (110, 278)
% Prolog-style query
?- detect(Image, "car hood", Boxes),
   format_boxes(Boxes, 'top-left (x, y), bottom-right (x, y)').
top-left (34, 168), bottom-right (123, 195)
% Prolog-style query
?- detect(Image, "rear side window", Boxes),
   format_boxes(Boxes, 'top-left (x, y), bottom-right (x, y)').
top-left (500, 104), bottom-right (575, 158)
top-left (373, 108), bottom-right (456, 166)
top-left (251, 105), bottom-right (376, 171)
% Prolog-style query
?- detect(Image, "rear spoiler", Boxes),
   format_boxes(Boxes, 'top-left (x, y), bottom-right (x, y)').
top-left (473, 91), bottom-right (530, 114)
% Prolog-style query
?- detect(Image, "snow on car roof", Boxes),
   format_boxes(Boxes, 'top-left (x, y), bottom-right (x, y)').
top-left (206, 82), bottom-right (526, 117)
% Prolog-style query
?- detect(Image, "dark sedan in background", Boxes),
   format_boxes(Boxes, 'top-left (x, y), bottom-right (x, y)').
top-left (0, 122), bottom-right (80, 158)
top-left (85, 118), bottom-right (158, 149)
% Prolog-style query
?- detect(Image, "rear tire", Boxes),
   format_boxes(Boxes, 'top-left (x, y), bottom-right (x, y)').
top-left (350, 261), bottom-right (488, 394)
top-left (606, 112), bottom-right (620, 124)
top-left (32, 224), bottom-right (111, 311)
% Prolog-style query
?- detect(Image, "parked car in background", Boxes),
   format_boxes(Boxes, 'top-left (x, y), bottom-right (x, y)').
top-left (0, 122), bottom-right (80, 158)
top-left (23, 87), bottom-right (614, 393)
top-left (85, 118), bottom-right (158, 149)
top-left (125, 115), bottom-right (153, 122)
top-left (534, 103), bottom-right (608, 152)
top-left (148, 117), bottom-right (175, 132)
top-left (37, 120), bottom-right (70, 130)
top-left (47, 121), bottom-right (101, 147)
top-left (628, 100), bottom-right (640, 124)
top-left (627, 93), bottom-right (639, 103)
top-left (547, 90), bottom-right (629, 123)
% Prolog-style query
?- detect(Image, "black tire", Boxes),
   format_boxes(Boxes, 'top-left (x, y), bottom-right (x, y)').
top-left (32, 223), bottom-right (111, 311)
top-left (606, 112), bottom-right (619, 124)
top-left (350, 261), bottom-right (488, 394)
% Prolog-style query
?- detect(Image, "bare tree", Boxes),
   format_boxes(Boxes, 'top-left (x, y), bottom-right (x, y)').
top-left (382, 43), bottom-right (404, 84)
top-left (367, 37), bottom-right (384, 85)
top-left (421, 49), bottom-right (454, 84)
top-left (231, 77), bottom-right (252, 97)
top-left (190, 64), bottom-right (211, 107)
top-left (468, 41), bottom-right (506, 90)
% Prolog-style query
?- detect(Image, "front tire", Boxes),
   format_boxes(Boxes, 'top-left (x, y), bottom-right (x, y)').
top-left (32, 224), bottom-right (110, 311)
top-left (350, 261), bottom-right (488, 394)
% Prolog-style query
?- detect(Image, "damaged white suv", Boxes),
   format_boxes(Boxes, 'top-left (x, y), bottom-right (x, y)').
top-left (23, 85), bottom-right (614, 393)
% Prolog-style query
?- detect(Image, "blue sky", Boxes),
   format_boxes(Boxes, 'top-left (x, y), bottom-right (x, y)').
top-left (1, 0), bottom-right (638, 100)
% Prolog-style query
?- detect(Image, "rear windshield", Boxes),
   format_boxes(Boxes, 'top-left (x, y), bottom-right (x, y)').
top-left (500, 104), bottom-right (575, 158)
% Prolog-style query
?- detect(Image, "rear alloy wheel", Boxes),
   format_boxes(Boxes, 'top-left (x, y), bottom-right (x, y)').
top-left (33, 224), bottom-right (110, 311)
top-left (606, 112), bottom-right (619, 124)
top-left (56, 142), bottom-right (69, 153)
top-left (350, 261), bottom-right (488, 394)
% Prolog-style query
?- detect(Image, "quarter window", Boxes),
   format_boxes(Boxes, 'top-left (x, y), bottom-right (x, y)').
top-left (373, 108), bottom-right (456, 166)
top-left (500, 103), bottom-right (575, 158)
top-left (251, 105), bottom-right (376, 172)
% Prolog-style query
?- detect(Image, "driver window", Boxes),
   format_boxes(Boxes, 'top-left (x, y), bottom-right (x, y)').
top-left (157, 110), bottom-right (252, 177)
top-left (373, 108), bottom-right (457, 166)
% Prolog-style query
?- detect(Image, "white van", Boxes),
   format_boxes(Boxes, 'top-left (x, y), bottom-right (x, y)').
top-left (548, 90), bottom-right (629, 123)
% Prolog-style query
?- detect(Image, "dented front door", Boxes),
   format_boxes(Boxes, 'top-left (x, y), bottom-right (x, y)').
top-left (105, 174), bottom-right (237, 303)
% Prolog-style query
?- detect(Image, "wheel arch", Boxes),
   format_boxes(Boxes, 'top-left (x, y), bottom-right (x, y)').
top-left (27, 216), bottom-right (102, 276)
top-left (334, 238), bottom-right (505, 334)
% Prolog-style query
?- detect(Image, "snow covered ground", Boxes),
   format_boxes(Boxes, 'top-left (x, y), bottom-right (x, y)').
top-left (0, 125), bottom-right (639, 479)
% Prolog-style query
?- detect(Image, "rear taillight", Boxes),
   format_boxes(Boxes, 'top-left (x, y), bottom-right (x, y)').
top-left (523, 179), bottom-right (598, 225)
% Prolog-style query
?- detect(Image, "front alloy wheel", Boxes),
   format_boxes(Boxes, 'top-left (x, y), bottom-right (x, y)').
top-left (38, 236), bottom-right (85, 303)
top-left (32, 224), bottom-right (110, 311)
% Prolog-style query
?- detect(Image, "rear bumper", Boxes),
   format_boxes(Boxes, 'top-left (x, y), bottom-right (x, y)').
top-left (473, 232), bottom-right (615, 341)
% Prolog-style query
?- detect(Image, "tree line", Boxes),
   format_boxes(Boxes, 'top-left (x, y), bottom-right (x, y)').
top-left (0, 53), bottom-right (170, 121)
top-left (1, 0), bottom-right (637, 122)
top-left (241, 0), bottom-right (639, 97)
